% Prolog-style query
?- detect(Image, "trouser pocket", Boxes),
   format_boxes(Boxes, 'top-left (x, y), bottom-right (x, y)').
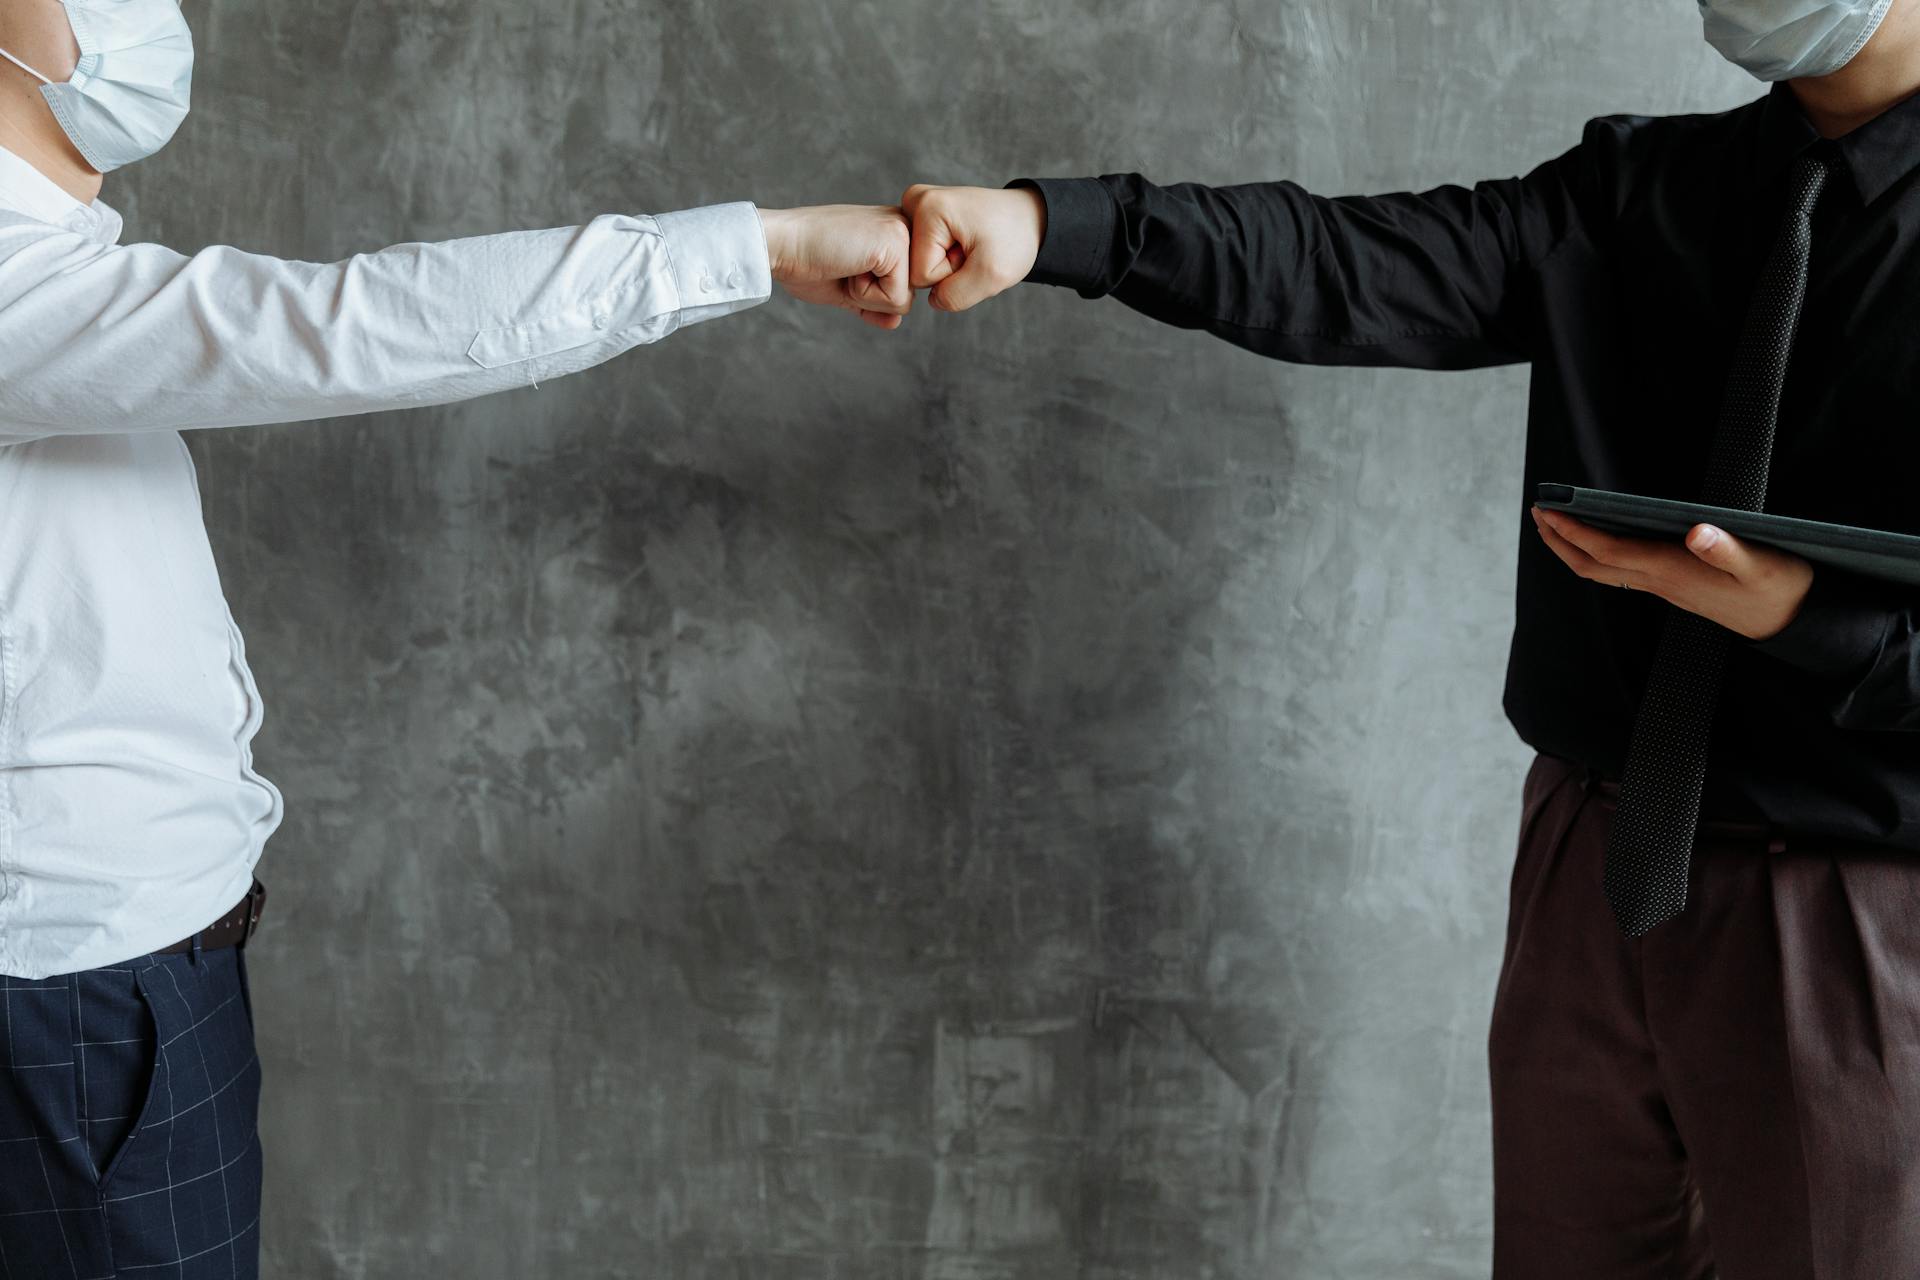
top-left (71, 964), bottom-right (162, 1188)
top-left (95, 950), bottom-right (265, 1275)
top-left (0, 968), bottom-right (122, 1277)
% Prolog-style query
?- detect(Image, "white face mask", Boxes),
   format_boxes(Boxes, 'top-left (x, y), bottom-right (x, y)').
top-left (1698, 0), bottom-right (1898, 80)
top-left (0, 0), bottom-right (194, 174)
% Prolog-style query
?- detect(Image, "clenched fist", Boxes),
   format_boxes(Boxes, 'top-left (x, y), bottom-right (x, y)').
top-left (759, 205), bottom-right (914, 330)
top-left (901, 184), bottom-right (1047, 313)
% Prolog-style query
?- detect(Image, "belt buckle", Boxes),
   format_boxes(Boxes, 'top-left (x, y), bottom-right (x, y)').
top-left (241, 880), bottom-right (266, 947)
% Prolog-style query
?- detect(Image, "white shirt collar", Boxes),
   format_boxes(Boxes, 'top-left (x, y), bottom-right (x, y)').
top-left (0, 142), bottom-right (122, 243)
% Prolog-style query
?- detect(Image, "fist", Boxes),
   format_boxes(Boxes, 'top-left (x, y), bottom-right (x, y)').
top-left (759, 205), bottom-right (914, 330)
top-left (901, 184), bottom-right (1047, 313)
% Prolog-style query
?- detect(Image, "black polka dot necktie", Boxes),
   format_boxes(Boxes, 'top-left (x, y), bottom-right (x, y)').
top-left (1602, 154), bottom-right (1834, 939)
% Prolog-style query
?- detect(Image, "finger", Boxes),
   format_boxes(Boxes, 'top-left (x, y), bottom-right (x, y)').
top-left (1536, 506), bottom-right (1689, 579)
top-left (1684, 524), bottom-right (1755, 581)
top-left (859, 308), bottom-right (903, 331)
top-left (1533, 510), bottom-right (1604, 576)
top-left (1534, 507), bottom-right (1629, 566)
top-left (1533, 508), bottom-right (1642, 589)
top-left (929, 254), bottom-right (1011, 313)
top-left (846, 269), bottom-right (911, 316)
top-left (908, 206), bottom-right (960, 290)
top-left (869, 232), bottom-right (915, 312)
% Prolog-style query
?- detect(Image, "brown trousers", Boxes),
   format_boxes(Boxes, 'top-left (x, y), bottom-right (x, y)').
top-left (1491, 754), bottom-right (1920, 1278)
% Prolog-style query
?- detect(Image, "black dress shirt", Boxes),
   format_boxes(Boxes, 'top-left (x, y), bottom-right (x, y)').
top-left (1017, 83), bottom-right (1920, 848)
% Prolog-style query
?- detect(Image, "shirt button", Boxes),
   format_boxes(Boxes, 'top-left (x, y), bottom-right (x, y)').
top-left (699, 273), bottom-right (716, 294)
top-left (726, 269), bottom-right (742, 289)
top-left (593, 313), bottom-right (610, 330)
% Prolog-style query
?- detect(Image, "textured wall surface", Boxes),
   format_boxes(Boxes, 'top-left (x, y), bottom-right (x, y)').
top-left (116, 2), bottom-right (1751, 1275)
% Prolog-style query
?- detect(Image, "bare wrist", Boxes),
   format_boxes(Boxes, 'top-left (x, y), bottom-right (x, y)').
top-left (1014, 186), bottom-right (1046, 246)
top-left (758, 207), bottom-right (796, 281)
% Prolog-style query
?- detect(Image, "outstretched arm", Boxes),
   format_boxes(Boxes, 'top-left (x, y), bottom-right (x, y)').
top-left (0, 201), bottom-right (910, 444)
top-left (904, 119), bottom-right (1630, 370)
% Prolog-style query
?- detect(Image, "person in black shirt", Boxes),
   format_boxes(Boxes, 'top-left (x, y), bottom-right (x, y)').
top-left (901, 0), bottom-right (1920, 1272)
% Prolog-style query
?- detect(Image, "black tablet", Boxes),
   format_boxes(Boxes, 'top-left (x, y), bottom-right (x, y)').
top-left (1535, 484), bottom-right (1920, 588)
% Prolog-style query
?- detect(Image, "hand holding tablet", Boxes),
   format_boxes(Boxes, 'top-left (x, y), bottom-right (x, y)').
top-left (1535, 484), bottom-right (1920, 589)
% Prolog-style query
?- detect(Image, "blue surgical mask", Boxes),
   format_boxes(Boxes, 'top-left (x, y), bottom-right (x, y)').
top-left (0, 0), bottom-right (194, 174)
top-left (1699, 0), bottom-right (1898, 81)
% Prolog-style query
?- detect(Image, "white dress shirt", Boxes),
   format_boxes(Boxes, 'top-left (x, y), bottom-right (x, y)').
top-left (0, 143), bottom-right (771, 978)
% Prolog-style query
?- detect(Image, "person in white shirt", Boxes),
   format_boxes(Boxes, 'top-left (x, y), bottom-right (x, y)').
top-left (0, 3), bottom-right (912, 1273)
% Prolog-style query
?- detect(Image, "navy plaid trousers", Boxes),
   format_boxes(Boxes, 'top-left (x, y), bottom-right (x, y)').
top-left (0, 947), bottom-right (262, 1278)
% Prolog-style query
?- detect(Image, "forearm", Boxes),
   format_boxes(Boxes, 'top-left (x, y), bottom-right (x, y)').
top-left (1014, 142), bottom-right (1607, 371)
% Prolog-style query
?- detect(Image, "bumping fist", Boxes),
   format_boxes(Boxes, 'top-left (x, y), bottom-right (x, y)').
top-left (759, 205), bottom-right (914, 330)
top-left (901, 184), bottom-right (1046, 313)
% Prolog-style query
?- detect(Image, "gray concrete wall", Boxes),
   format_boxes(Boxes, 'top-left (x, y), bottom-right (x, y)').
top-left (122, 2), bottom-right (1749, 1275)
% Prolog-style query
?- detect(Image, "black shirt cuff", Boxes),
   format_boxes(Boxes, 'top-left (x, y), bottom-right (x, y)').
top-left (1007, 178), bottom-right (1116, 295)
top-left (1750, 568), bottom-right (1891, 682)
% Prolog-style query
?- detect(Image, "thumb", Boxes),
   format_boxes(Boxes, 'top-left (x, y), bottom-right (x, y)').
top-left (846, 259), bottom-right (912, 316)
top-left (1685, 524), bottom-right (1757, 579)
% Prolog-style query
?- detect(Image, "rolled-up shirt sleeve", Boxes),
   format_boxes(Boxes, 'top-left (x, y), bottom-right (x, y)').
top-left (0, 200), bottom-right (771, 444)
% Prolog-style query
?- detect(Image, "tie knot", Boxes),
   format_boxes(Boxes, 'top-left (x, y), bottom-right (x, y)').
top-left (1788, 153), bottom-right (1834, 217)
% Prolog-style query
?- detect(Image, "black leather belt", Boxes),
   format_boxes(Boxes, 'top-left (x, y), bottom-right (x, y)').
top-left (1587, 778), bottom-right (1787, 853)
top-left (156, 879), bottom-right (267, 955)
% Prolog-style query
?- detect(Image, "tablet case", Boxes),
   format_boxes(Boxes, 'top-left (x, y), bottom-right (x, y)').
top-left (1535, 483), bottom-right (1920, 588)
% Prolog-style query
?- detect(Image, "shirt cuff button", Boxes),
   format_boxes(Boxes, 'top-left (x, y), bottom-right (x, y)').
top-left (699, 273), bottom-right (716, 294)
top-left (725, 269), bottom-right (742, 289)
